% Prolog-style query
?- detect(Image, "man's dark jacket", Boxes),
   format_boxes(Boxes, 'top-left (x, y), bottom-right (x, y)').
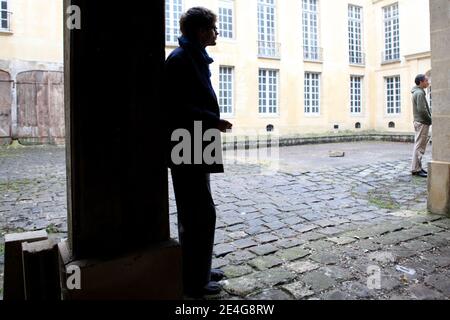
top-left (164, 36), bottom-right (224, 173)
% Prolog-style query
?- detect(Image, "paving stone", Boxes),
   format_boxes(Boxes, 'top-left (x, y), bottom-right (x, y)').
top-left (286, 260), bottom-right (320, 274)
top-left (328, 236), bottom-right (357, 245)
top-left (254, 268), bottom-right (296, 287)
top-left (422, 234), bottom-right (450, 248)
top-left (245, 225), bottom-right (270, 235)
top-left (368, 251), bottom-right (397, 265)
top-left (274, 238), bottom-right (304, 249)
top-left (341, 281), bottom-right (377, 299)
top-left (380, 270), bottom-right (404, 291)
top-left (400, 240), bottom-right (434, 253)
top-left (232, 238), bottom-right (258, 249)
top-left (299, 271), bottom-right (337, 293)
top-left (281, 282), bottom-right (315, 299)
top-left (276, 246), bottom-right (311, 262)
top-left (222, 265), bottom-right (254, 279)
top-left (255, 233), bottom-right (279, 244)
top-left (321, 290), bottom-right (353, 300)
top-left (390, 247), bottom-right (417, 259)
top-left (313, 219), bottom-right (336, 228)
top-left (291, 224), bottom-right (319, 233)
top-left (228, 231), bottom-right (248, 240)
top-left (303, 240), bottom-right (334, 251)
top-left (424, 274), bottom-right (450, 296)
top-left (223, 276), bottom-right (264, 297)
top-left (310, 252), bottom-right (340, 265)
top-left (248, 255), bottom-right (284, 271)
top-left (321, 266), bottom-right (355, 282)
top-left (283, 217), bottom-right (304, 225)
top-left (316, 227), bottom-right (344, 236)
top-left (354, 239), bottom-right (383, 252)
top-left (226, 251), bottom-right (257, 264)
top-left (227, 223), bottom-right (249, 232)
top-left (264, 221), bottom-right (286, 231)
top-left (247, 219), bottom-right (266, 227)
top-left (211, 257), bottom-right (229, 269)
top-left (420, 253), bottom-right (450, 268)
top-left (298, 232), bottom-right (327, 242)
top-left (248, 289), bottom-right (294, 300)
top-left (214, 244), bottom-right (235, 257)
top-left (249, 243), bottom-right (279, 256)
top-left (221, 216), bottom-right (244, 227)
top-left (408, 284), bottom-right (445, 300)
top-left (430, 219), bottom-right (450, 230)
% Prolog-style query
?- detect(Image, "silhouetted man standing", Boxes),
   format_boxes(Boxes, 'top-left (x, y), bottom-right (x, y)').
top-left (164, 7), bottom-right (232, 297)
top-left (411, 74), bottom-right (432, 178)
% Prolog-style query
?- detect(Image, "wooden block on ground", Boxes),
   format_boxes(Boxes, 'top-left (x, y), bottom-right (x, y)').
top-left (22, 239), bottom-right (61, 300)
top-left (59, 239), bottom-right (182, 300)
top-left (3, 230), bottom-right (48, 300)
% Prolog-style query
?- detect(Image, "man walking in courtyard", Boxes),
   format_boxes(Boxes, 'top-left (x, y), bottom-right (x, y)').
top-left (411, 74), bottom-right (432, 178)
top-left (164, 7), bottom-right (233, 297)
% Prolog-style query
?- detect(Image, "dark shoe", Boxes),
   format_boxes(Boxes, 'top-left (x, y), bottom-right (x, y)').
top-left (185, 281), bottom-right (222, 298)
top-left (412, 171), bottom-right (427, 178)
top-left (211, 269), bottom-right (225, 282)
top-left (421, 169), bottom-right (428, 175)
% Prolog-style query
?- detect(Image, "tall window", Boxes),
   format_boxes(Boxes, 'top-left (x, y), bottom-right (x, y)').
top-left (383, 3), bottom-right (400, 62)
top-left (219, 66), bottom-right (234, 115)
top-left (0, 0), bottom-right (9, 31)
top-left (302, 0), bottom-right (320, 61)
top-left (219, 0), bottom-right (234, 39)
top-left (258, 0), bottom-right (278, 58)
top-left (385, 76), bottom-right (401, 114)
top-left (348, 5), bottom-right (364, 65)
top-left (304, 72), bottom-right (320, 114)
top-left (166, 0), bottom-right (183, 44)
top-left (350, 76), bottom-right (363, 114)
top-left (259, 69), bottom-right (279, 114)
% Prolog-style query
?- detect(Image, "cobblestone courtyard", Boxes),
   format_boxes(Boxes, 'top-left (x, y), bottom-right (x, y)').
top-left (1, 142), bottom-right (449, 300)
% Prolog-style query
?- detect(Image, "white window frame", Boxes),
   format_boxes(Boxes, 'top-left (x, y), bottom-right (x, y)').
top-left (258, 69), bottom-right (279, 116)
top-left (385, 76), bottom-right (401, 115)
top-left (383, 3), bottom-right (400, 62)
top-left (219, 66), bottom-right (234, 117)
top-left (348, 4), bottom-right (364, 65)
top-left (302, 0), bottom-right (320, 61)
top-left (219, 0), bottom-right (234, 40)
top-left (257, 0), bottom-right (278, 58)
top-left (165, 0), bottom-right (184, 45)
top-left (304, 72), bottom-right (321, 115)
top-left (0, 0), bottom-right (11, 32)
top-left (350, 75), bottom-right (363, 115)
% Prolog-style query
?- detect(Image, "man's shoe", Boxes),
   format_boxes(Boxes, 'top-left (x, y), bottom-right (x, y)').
top-left (412, 171), bottom-right (427, 178)
top-left (421, 169), bottom-right (428, 175)
top-left (185, 281), bottom-right (222, 298)
top-left (211, 269), bottom-right (225, 282)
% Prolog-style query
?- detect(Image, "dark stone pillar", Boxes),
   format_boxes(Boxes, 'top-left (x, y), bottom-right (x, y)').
top-left (64, 0), bottom-right (169, 259)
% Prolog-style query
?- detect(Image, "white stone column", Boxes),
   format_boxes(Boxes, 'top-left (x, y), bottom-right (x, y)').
top-left (428, 0), bottom-right (450, 215)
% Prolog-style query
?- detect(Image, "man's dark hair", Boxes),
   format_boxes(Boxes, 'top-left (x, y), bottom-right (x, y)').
top-left (415, 74), bottom-right (427, 86)
top-left (180, 7), bottom-right (217, 39)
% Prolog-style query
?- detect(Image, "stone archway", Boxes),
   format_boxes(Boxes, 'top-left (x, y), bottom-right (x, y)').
top-left (0, 69), bottom-right (12, 144)
top-left (16, 70), bottom-right (65, 144)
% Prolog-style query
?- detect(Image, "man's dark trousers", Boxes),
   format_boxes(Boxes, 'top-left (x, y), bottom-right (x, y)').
top-left (171, 169), bottom-right (216, 292)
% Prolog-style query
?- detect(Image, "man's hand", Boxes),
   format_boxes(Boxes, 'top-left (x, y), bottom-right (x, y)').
top-left (217, 119), bottom-right (233, 133)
